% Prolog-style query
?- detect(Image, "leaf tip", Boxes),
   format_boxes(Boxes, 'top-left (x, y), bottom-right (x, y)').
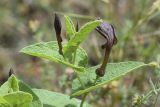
top-left (149, 62), bottom-right (159, 68)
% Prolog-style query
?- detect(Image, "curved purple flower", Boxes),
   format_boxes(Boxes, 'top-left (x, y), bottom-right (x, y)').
top-left (96, 21), bottom-right (117, 77)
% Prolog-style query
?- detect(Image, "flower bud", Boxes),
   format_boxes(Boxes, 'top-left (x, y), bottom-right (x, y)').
top-left (9, 68), bottom-right (14, 77)
top-left (54, 14), bottom-right (63, 55)
top-left (54, 13), bottom-right (62, 38)
top-left (76, 21), bottom-right (79, 32)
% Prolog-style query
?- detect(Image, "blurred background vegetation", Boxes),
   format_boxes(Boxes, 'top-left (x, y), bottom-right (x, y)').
top-left (0, 0), bottom-right (160, 107)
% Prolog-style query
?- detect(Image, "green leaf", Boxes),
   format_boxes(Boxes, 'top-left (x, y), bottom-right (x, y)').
top-left (0, 75), bottom-right (19, 96)
top-left (0, 97), bottom-right (11, 107)
top-left (0, 75), bottom-right (42, 107)
top-left (20, 41), bottom-right (88, 71)
top-left (3, 91), bottom-right (33, 107)
top-left (64, 20), bottom-right (102, 56)
top-left (0, 81), bottom-right (10, 96)
top-left (64, 15), bottom-right (76, 39)
top-left (71, 61), bottom-right (150, 97)
top-left (8, 75), bottom-right (19, 92)
top-left (19, 81), bottom-right (43, 107)
top-left (33, 89), bottom-right (91, 107)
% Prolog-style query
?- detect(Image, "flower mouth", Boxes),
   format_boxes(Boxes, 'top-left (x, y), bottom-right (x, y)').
top-left (96, 22), bottom-right (117, 47)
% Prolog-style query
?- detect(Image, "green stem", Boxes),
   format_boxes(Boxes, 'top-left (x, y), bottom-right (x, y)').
top-left (74, 71), bottom-right (88, 107)
top-left (72, 50), bottom-right (85, 88)
top-left (80, 93), bottom-right (88, 107)
top-left (94, 75), bottom-right (99, 84)
top-left (72, 51), bottom-right (76, 64)
top-left (77, 73), bottom-right (85, 88)
top-left (72, 50), bottom-right (88, 107)
top-left (75, 71), bottom-right (87, 107)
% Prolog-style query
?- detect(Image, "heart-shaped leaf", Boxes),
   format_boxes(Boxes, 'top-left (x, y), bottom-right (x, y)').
top-left (33, 89), bottom-right (91, 107)
top-left (20, 41), bottom-right (88, 72)
top-left (2, 91), bottom-right (33, 107)
top-left (0, 75), bottom-right (19, 96)
top-left (71, 61), bottom-right (150, 97)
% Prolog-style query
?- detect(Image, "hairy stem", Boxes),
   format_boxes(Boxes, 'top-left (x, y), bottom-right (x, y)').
top-left (72, 49), bottom-right (87, 107)
top-left (80, 93), bottom-right (88, 107)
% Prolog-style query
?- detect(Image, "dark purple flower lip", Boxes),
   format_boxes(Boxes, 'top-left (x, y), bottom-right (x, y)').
top-left (54, 14), bottom-right (63, 55)
top-left (95, 21), bottom-right (117, 77)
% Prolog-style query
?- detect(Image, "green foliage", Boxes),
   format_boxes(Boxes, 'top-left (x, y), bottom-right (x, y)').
top-left (0, 75), bottom-right (91, 107)
top-left (19, 81), bottom-right (43, 107)
top-left (0, 75), bottom-right (33, 107)
top-left (64, 15), bottom-right (76, 39)
top-left (3, 91), bottom-right (33, 107)
top-left (33, 89), bottom-right (91, 107)
top-left (63, 20), bottom-right (102, 57)
top-left (0, 97), bottom-right (11, 107)
top-left (0, 0), bottom-right (160, 106)
top-left (18, 15), bottom-right (159, 107)
top-left (20, 18), bottom-right (102, 72)
top-left (20, 41), bottom-right (88, 72)
top-left (8, 75), bottom-right (19, 92)
top-left (0, 75), bottom-right (19, 96)
top-left (71, 61), bottom-right (149, 97)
